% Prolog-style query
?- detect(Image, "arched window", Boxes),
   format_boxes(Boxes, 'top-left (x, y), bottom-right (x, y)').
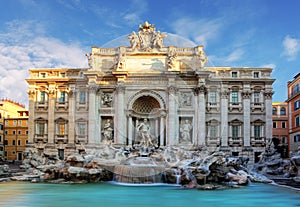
top-left (280, 107), bottom-right (286, 115)
top-left (272, 107), bottom-right (277, 115)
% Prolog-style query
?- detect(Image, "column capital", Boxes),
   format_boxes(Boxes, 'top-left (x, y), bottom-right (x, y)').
top-left (242, 91), bottom-right (252, 99)
top-left (168, 85), bottom-right (178, 95)
top-left (88, 83), bottom-right (99, 93)
top-left (115, 84), bottom-right (125, 94)
top-left (193, 85), bottom-right (206, 95)
top-left (264, 91), bottom-right (274, 100)
top-left (220, 90), bottom-right (229, 99)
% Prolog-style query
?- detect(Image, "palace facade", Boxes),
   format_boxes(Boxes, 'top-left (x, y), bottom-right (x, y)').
top-left (26, 22), bottom-right (275, 163)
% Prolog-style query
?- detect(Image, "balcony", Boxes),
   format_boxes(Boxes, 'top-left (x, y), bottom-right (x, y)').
top-left (206, 102), bottom-right (220, 112)
top-left (76, 135), bottom-right (88, 144)
top-left (229, 102), bottom-right (242, 112)
top-left (55, 101), bottom-right (68, 110)
top-left (34, 134), bottom-right (48, 143)
top-left (206, 137), bottom-right (221, 146)
top-left (35, 102), bottom-right (48, 110)
top-left (251, 137), bottom-right (265, 146)
top-left (251, 102), bottom-right (265, 112)
top-left (228, 137), bottom-right (243, 147)
top-left (55, 135), bottom-right (68, 144)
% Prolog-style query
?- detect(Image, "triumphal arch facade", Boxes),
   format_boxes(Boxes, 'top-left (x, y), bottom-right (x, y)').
top-left (27, 22), bottom-right (275, 162)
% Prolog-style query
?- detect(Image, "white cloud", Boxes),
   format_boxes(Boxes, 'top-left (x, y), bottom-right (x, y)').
top-left (171, 18), bottom-right (224, 47)
top-left (260, 63), bottom-right (276, 69)
top-left (0, 20), bottom-right (88, 108)
top-left (281, 35), bottom-right (299, 61)
top-left (224, 49), bottom-right (244, 63)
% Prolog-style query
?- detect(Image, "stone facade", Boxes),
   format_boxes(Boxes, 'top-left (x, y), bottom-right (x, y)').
top-left (26, 22), bottom-right (275, 163)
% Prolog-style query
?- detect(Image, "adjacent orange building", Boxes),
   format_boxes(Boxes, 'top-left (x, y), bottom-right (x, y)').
top-left (287, 73), bottom-right (300, 153)
top-left (0, 99), bottom-right (28, 161)
top-left (272, 102), bottom-right (289, 157)
top-left (4, 111), bottom-right (29, 161)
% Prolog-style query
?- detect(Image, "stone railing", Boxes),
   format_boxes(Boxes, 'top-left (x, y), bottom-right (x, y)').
top-left (206, 102), bottom-right (220, 111)
top-left (229, 102), bottom-right (243, 112)
top-left (206, 137), bottom-right (221, 146)
top-left (34, 134), bottom-right (48, 143)
top-left (35, 101), bottom-right (48, 109)
top-left (250, 137), bottom-right (265, 146)
top-left (250, 102), bottom-right (265, 112)
top-left (228, 137), bottom-right (243, 146)
top-left (55, 135), bottom-right (68, 144)
top-left (76, 135), bottom-right (88, 144)
top-left (55, 101), bottom-right (69, 110)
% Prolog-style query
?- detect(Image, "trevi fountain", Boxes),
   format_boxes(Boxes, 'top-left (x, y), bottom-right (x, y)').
top-left (1, 22), bottom-right (300, 207)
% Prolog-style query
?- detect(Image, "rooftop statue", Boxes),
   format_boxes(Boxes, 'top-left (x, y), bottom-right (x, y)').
top-left (127, 21), bottom-right (167, 51)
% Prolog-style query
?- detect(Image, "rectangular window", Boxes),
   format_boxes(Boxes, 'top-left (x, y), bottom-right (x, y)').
top-left (58, 124), bottom-right (65, 135)
top-left (13, 120), bottom-right (17, 126)
top-left (59, 91), bottom-right (66, 103)
top-left (12, 140), bottom-right (16, 146)
top-left (293, 84), bottom-right (299, 95)
top-left (254, 125), bottom-right (261, 138)
top-left (254, 92), bottom-right (260, 103)
top-left (40, 91), bottom-right (46, 103)
top-left (18, 120), bottom-right (22, 126)
top-left (78, 123), bottom-right (86, 135)
top-left (232, 126), bottom-right (239, 137)
top-left (231, 92), bottom-right (238, 103)
top-left (273, 122), bottom-right (277, 128)
top-left (18, 140), bottom-right (21, 146)
top-left (18, 130), bottom-right (21, 135)
top-left (282, 136), bottom-right (287, 144)
top-left (41, 73), bottom-right (46, 78)
top-left (294, 135), bottom-right (300, 142)
top-left (208, 92), bottom-right (217, 103)
top-left (36, 123), bottom-right (45, 135)
top-left (281, 122), bottom-right (286, 128)
top-left (0, 124), bottom-right (3, 130)
top-left (231, 72), bottom-right (237, 78)
top-left (79, 91), bottom-right (86, 103)
top-left (253, 72), bottom-right (259, 78)
top-left (61, 73), bottom-right (66, 77)
top-left (0, 135), bottom-right (2, 142)
top-left (210, 126), bottom-right (217, 137)
top-left (295, 100), bottom-right (300, 111)
top-left (13, 130), bottom-right (16, 135)
top-left (296, 115), bottom-right (300, 127)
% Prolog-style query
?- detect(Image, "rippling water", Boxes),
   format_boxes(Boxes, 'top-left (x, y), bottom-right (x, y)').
top-left (0, 182), bottom-right (299, 207)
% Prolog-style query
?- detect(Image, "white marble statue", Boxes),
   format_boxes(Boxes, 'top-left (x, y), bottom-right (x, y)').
top-left (180, 119), bottom-right (192, 143)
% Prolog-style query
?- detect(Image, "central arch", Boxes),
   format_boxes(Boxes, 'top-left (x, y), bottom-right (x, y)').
top-left (127, 91), bottom-right (166, 146)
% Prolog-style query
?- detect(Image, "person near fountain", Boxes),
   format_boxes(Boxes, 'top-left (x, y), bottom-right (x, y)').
top-left (137, 118), bottom-right (154, 147)
top-left (179, 119), bottom-right (192, 143)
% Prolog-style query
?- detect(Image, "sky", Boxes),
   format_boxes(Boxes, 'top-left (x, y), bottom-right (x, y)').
top-left (0, 0), bottom-right (299, 107)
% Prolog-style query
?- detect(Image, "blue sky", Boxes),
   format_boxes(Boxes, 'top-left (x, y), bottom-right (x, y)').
top-left (0, 0), bottom-right (299, 106)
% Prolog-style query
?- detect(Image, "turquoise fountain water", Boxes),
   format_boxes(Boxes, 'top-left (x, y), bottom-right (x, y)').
top-left (0, 182), bottom-right (299, 207)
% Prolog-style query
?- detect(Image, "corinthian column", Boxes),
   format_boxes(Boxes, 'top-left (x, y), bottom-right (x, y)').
top-left (68, 88), bottom-right (75, 147)
top-left (264, 90), bottom-right (273, 142)
top-left (47, 87), bottom-right (56, 145)
top-left (242, 91), bottom-right (251, 146)
top-left (194, 85), bottom-right (206, 145)
top-left (88, 84), bottom-right (98, 145)
top-left (27, 89), bottom-right (36, 145)
top-left (220, 90), bottom-right (229, 147)
top-left (114, 84), bottom-right (126, 145)
top-left (167, 86), bottom-right (177, 145)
